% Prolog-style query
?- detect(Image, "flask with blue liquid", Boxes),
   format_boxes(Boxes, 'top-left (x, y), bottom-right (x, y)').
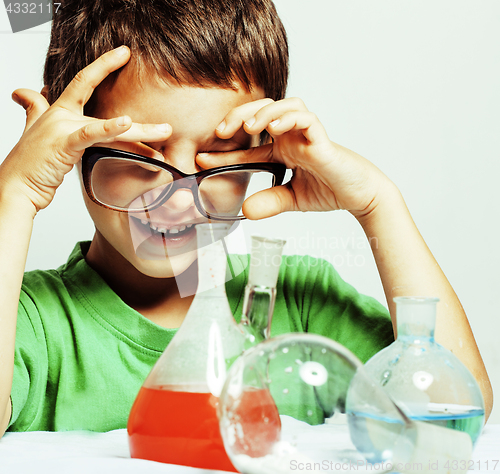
top-left (361, 296), bottom-right (484, 445)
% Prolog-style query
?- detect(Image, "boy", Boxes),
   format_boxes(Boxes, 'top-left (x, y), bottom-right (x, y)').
top-left (0, 0), bottom-right (492, 436)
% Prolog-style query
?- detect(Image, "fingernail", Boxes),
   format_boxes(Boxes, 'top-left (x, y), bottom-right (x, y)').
top-left (216, 121), bottom-right (226, 132)
top-left (117, 116), bottom-right (128, 126)
top-left (115, 45), bottom-right (128, 55)
top-left (11, 92), bottom-right (20, 105)
top-left (198, 153), bottom-right (209, 158)
top-left (270, 119), bottom-right (281, 128)
top-left (155, 123), bottom-right (170, 133)
top-left (245, 117), bottom-right (256, 128)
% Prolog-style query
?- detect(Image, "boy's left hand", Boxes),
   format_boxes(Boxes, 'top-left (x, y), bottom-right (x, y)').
top-left (196, 98), bottom-right (394, 220)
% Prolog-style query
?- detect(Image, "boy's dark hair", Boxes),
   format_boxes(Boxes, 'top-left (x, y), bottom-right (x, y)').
top-left (43, 0), bottom-right (289, 115)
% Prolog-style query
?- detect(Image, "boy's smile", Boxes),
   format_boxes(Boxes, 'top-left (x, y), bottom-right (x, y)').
top-left (83, 66), bottom-right (264, 285)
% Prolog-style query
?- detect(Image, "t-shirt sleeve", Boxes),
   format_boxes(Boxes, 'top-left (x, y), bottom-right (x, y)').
top-left (283, 256), bottom-right (395, 363)
top-left (8, 289), bottom-right (48, 431)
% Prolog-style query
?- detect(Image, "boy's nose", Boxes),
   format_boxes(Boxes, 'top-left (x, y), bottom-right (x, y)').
top-left (163, 188), bottom-right (196, 213)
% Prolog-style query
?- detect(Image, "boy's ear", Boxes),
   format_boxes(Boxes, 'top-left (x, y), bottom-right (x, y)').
top-left (40, 86), bottom-right (49, 100)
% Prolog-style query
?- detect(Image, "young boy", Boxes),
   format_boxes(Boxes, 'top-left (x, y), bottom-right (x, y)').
top-left (0, 0), bottom-right (492, 436)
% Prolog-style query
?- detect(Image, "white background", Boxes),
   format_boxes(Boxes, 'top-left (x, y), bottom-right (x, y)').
top-left (0, 1), bottom-right (499, 423)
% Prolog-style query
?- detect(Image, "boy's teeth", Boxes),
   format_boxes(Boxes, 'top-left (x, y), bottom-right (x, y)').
top-left (141, 220), bottom-right (195, 235)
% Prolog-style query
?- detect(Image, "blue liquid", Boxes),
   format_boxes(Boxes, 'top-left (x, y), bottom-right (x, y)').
top-left (348, 409), bottom-right (484, 464)
top-left (410, 409), bottom-right (484, 444)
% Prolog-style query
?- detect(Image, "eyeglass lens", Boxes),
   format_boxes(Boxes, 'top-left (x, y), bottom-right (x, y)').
top-left (90, 157), bottom-right (275, 218)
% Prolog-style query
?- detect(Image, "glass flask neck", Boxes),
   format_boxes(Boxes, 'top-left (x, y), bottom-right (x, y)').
top-left (195, 224), bottom-right (230, 296)
top-left (395, 296), bottom-right (439, 341)
top-left (241, 285), bottom-right (276, 345)
top-left (240, 235), bottom-right (285, 346)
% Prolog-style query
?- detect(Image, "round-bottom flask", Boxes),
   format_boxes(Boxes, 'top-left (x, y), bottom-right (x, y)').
top-left (362, 297), bottom-right (485, 445)
top-left (219, 334), bottom-right (474, 474)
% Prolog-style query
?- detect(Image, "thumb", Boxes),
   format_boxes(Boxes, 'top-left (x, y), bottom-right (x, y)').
top-left (242, 182), bottom-right (297, 219)
top-left (12, 88), bottom-right (50, 132)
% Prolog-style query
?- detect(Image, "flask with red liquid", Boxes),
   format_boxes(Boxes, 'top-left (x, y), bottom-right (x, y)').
top-left (128, 225), bottom-right (285, 471)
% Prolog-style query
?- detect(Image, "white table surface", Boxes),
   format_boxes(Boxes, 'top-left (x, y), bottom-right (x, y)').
top-left (0, 423), bottom-right (498, 474)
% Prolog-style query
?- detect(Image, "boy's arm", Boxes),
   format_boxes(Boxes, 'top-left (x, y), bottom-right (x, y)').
top-left (357, 183), bottom-right (494, 421)
top-left (1, 404), bottom-right (11, 435)
top-left (198, 97), bottom-right (494, 420)
top-left (0, 46), bottom-right (172, 438)
top-left (0, 193), bottom-right (34, 435)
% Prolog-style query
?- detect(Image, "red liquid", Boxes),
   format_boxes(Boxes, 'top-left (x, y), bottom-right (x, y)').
top-left (128, 386), bottom-right (280, 472)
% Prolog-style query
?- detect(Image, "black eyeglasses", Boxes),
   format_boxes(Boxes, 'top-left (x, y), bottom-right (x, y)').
top-left (81, 147), bottom-right (286, 220)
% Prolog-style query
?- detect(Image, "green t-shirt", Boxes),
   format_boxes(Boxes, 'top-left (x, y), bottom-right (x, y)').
top-left (9, 242), bottom-right (393, 432)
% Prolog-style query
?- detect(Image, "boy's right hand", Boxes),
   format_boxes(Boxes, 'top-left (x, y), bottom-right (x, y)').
top-left (0, 46), bottom-right (171, 215)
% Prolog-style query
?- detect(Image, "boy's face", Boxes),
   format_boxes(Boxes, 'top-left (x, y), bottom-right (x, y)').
top-left (84, 67), bottom-right (264, 279)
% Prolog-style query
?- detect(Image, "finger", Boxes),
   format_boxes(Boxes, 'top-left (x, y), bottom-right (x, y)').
top-left (196, 143), bottom-right (274, 168)
top-left (243, 98), bottom-right (309, 135)
top-left (12, 88), bottom-right (50, 131)
top-left (100, 122), bottom-right (172, 143)
top-left (215, 98), bottom-right (275, 139)
top-left (95, 141), bottom-right (165, 161)
top-left (66, 117), bottom-right (172, 152)
top-left (242, 184), bottom-right (297, 219)
top-left (54, 46), bottom-right (130, 113)
top-left (266, 111), bottom-right (330, 144)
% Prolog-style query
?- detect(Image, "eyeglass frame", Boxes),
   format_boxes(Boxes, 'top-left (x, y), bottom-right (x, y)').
top-left (81, 146), bottom-right (287, 221)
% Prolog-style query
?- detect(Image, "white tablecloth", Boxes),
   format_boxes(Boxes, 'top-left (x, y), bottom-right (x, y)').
top-left (0, 423), bottom-right (498, 473)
